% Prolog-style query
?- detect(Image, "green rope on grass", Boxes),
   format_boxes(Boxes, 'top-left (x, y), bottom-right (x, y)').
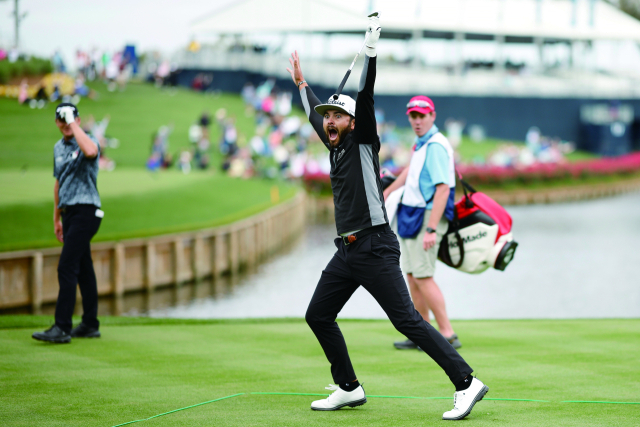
top-left (562, 400), bottom-right (640, 405)
top-left (251, 392), bottom-right (548, 402)
top-left (111, 393), bottom-right (244, 427)
top-left (252, 392), bottom-right (330, 397)
top-left (368, 395), bottom-right (450, 400)
top-left (110, 391), bottom-right (636, 426)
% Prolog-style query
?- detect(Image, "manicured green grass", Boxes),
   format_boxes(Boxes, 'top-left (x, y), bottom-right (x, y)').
top-left (0, 83), bottom-right (300, 252)
top-left (1, 317), bottom-right (638, 426)
top-left (0, 82), bottom-right (259, 169)
top-left (0, 169), bottom-right (297, 251)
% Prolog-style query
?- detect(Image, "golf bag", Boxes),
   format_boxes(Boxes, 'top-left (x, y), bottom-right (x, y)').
top-left (438, 179), bottom-right (518, 274)
top-left (380, 169), bottom-right (518, 275)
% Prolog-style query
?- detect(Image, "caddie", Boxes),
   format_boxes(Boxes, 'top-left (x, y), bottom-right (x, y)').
top-left (383, 96), bottom-right (462, 351)
top-left (286, 15), bottom-right (488, 421)
top-left (32, 102), bottom-right (103, 344)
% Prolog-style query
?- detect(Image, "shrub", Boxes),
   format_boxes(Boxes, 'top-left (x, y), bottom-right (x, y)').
top-left (0, 56), bottom-right (54, 83)
top-left (0, 61), bottom-right (9, 84)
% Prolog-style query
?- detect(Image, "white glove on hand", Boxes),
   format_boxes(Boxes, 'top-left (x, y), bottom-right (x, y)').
top-left (60, 107), bottom-right (76, 125)
top-left (365, 15), bottom-right (381, 57)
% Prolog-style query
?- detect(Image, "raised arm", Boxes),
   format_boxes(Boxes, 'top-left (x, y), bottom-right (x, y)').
top-left (58, 106), bottom-right (100, 158)
top-left (70, 121), bottom-right (99, 158)
top-left (354, 15), bottom-right (381, 144)
top-left (286, 51), bottom-right (329, 149)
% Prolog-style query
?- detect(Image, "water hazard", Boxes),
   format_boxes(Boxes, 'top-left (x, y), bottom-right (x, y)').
top-left (122, 193), bottom-right (639, 320)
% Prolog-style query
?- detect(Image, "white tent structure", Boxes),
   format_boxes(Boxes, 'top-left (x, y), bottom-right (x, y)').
top-left (191, 0), bottom-right (366, 34)
top-left (191, 0), bottom-right (640, 42)
top-left (182, 0), bottom-right (640, 98)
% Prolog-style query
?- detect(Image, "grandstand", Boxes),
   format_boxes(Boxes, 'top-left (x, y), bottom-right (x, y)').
top-left (175, 0), bottom-right (640, 152)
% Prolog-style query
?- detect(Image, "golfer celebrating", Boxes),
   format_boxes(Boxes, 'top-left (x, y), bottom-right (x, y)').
top-left (286, 16), bottom-right (488, 420)
top-left (32, 103), bottom-right (103, 344)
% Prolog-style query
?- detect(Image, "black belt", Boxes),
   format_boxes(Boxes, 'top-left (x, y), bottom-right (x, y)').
top-left (59, 204), bottom-right (98, 214)
top-left (341, 224), bottom-right (390, 246)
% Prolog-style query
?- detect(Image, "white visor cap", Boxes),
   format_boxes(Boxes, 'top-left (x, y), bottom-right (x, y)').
top-left (314, 94), bottom-right (356, 118)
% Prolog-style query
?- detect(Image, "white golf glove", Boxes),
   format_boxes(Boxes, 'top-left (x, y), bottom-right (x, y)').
top-left (365, 15), bottom-right (381, 57)
top-left (59, 106), bottom-right (76, 125)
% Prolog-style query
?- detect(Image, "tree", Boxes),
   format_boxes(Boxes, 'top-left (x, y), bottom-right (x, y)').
top-left (613, 0), bottom-right (640, 21)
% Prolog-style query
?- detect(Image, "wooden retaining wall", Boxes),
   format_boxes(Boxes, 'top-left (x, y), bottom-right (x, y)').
top-left (482, 176), bottom-right (640, 205)
top-left (0, 192), bottom-right (306, 312)
top-left (307, 177), bottom-right (640, 220)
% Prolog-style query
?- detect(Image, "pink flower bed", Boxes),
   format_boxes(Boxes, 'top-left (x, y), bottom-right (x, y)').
top-left (457, 153), bottom-right (640, 186)
top-left (303, 153), bottom-right (640, 190)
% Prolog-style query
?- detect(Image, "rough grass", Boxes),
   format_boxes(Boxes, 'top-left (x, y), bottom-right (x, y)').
top-left (1, 317), bottom-right (638, 426)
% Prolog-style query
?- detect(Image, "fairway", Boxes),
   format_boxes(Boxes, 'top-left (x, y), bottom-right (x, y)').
top-left (0, 168), bottom-right (297, 251)
top-left (0, 83), bottom-right (298, 251)
top-left (1, 317), bottom-right (638, 426)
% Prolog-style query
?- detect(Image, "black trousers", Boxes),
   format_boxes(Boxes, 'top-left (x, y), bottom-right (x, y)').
top-left (305, 225), bottom-right (473, 386)
top-left (55, 204), bottom-right (102, 333)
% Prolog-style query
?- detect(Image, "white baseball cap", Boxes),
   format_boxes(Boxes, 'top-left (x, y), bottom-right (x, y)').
top-left (314, 94), bottom-right (356, 118)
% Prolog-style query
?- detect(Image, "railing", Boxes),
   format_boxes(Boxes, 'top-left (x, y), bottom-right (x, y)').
top-left (173, 49), bottom-right (640, 98)
top-left (0, 192), bottom-right (307, 312)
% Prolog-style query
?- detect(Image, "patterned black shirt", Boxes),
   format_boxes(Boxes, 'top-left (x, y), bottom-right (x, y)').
top-left (53, 136), bottom-right (101, 208)
top-left (300, 55), bottom-right (388, 235)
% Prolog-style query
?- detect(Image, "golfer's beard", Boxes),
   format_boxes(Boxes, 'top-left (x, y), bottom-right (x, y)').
top-left (325, 126), bottom-right (352, 148)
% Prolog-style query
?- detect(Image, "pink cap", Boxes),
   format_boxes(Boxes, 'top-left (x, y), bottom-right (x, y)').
top-left (406, 95), bottom-right (435, 115)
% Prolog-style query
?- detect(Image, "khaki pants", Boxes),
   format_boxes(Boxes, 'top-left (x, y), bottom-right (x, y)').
top-left (397, 209), bottom-right (448, 278)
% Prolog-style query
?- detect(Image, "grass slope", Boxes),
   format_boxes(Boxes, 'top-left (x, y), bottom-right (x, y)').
top-left (0, 83), bottom-right (298, 251)
top-left (1, 317), bottom-right (638, 426)
top-left (0, 82), bottom-right (259, 169)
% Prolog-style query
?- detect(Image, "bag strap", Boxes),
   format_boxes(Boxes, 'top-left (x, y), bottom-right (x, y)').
top-left (448, 211), bottom-right (465, 269)
top-left (455, 168), bottom-right (476, 208)
top-left (439, 167), bottom-right (465, 268)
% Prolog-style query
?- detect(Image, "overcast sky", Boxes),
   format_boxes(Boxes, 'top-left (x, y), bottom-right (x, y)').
top-left (1, 0), bottom-right (639, 73)
top-left (0, 0), bottom-right (235, 61)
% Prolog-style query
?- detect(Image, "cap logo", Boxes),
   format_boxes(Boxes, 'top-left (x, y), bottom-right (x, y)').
top-left (329, 99), bottom-right (345, 106)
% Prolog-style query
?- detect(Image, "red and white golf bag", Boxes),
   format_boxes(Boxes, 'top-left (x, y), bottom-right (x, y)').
top-left (382, 169), bottom-right (518, 275)
top-left (437, 179), bottom-right (518, 274)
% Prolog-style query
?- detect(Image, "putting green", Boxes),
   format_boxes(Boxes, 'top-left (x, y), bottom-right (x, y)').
top-left (1, 317), bottom-right (638, 426)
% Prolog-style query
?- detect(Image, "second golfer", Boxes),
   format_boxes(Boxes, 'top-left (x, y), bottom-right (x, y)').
top-left (32, 103), bottom-right (103, 344)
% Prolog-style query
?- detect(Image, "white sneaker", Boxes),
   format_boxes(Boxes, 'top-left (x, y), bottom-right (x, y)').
top-left (442, 377), bottom-right (489, 420)
top-left (310, 384), bottom-right (367, 411)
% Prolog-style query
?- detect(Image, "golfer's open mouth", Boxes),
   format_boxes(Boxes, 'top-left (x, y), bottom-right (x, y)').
top-left (328, 128), bottom-right (338, 141)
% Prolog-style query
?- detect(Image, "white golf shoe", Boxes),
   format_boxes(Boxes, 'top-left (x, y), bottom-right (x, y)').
top-left (310, 384), bottom-right (367, 411)
top-left (442, 377), bottom-right (489, 420)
